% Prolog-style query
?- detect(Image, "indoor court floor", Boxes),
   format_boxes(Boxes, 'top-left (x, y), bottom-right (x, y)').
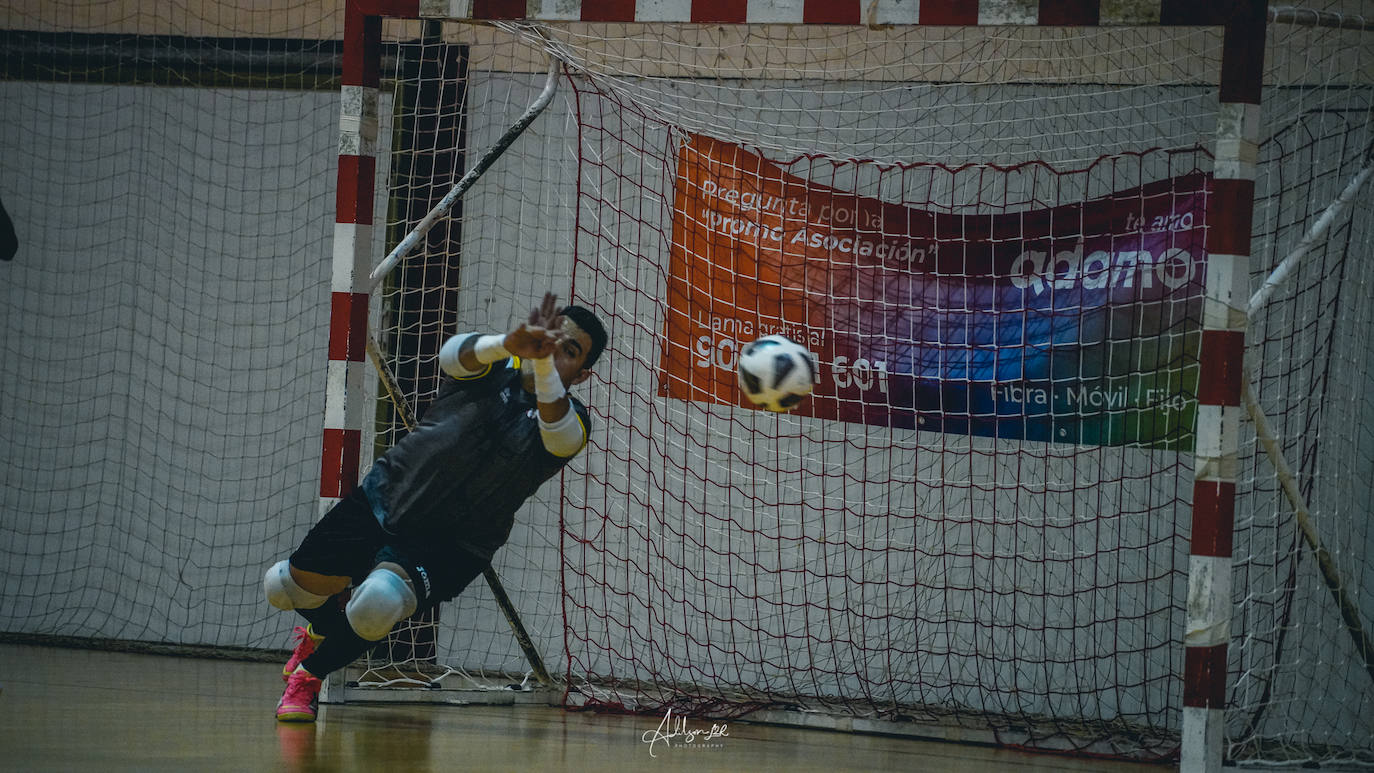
top-left (0, 643), bottom-right (1171, 772)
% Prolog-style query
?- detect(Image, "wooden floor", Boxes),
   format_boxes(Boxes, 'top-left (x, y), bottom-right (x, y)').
top-left (0, 643), bottom-right (1173, 772)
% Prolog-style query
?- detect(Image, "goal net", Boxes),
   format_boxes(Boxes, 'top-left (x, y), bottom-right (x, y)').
top-left (548, 22), bottom-right (1214, 758)
top-left (360, 11), bottom-right (1373, 764)
top-left (1228, 11), bottom-right (1374, 764)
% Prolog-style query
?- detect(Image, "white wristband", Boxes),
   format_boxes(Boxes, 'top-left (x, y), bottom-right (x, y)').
top-left (473, 334), bottom-right (511, 363)
top-left (531, 355), bottom-right (566, 403)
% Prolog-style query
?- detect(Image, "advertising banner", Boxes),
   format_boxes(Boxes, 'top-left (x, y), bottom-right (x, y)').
top-left (660, 134), bottom-right (1208, 449)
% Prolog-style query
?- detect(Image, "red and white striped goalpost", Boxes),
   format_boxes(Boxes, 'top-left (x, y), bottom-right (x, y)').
top-left (324, 1), bottom-right (1270, 768)
top-left (1184, 3), bottom-right (1266, 771)
top-left (322, 2), bottom-right (400, 508)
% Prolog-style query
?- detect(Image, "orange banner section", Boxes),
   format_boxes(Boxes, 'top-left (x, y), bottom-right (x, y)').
top-left (661, 134), bottom-right (919, 410)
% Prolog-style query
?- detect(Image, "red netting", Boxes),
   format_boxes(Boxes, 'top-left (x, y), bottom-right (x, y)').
top-left (558, 74), bottom-right (1218, 759)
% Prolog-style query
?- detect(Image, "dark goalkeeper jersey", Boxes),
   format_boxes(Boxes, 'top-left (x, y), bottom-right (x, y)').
top-left (359, 359), bottom-right (590, 561)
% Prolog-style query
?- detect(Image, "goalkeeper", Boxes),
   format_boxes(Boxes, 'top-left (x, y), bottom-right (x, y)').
top-left (263, 292), bottom-right (607, 722)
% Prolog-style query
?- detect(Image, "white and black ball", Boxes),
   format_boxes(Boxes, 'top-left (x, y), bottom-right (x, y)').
top-left (736, 335), bottom-right (818, 412)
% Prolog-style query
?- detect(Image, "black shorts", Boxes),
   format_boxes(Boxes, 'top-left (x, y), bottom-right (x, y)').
top-left (290, 487), bottom-right (488, 607)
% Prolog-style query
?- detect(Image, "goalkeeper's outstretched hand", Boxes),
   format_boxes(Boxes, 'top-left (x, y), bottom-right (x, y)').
top-left (503, 292), bottom-right (560, 359)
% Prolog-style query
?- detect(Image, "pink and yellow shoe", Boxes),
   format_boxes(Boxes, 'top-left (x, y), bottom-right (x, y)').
top-left (282, 625), bottom-right (324, 682)
top-left (276, 668), bottom-right (322, 722)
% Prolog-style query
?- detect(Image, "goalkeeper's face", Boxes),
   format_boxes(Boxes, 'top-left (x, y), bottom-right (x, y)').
top-left (526, 316), bottom-right (595, 389)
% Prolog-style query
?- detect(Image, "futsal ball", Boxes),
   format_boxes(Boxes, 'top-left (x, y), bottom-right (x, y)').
top-left (737, 335), bottom-right (818, 412)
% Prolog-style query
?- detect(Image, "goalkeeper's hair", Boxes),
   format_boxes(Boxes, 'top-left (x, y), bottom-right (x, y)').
top-left (561, 305), bottom-right (608, 369)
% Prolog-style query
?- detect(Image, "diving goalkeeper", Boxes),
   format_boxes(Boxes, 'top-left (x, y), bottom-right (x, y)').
top-left (263, 292), bottom-right (607, 721)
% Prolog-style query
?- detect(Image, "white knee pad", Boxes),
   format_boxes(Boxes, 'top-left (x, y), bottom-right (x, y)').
top-left (345, 567), bottom-right (418, 641)
top-left (263, 560), bottom-right (330, 611)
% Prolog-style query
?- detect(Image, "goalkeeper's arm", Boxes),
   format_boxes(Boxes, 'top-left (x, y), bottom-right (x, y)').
top-left (438, 332), bottom-right (510, 378)
top-left (439, 293), bottom-right (560, 378)
top-left (528, 353), bottom-right (586, 457)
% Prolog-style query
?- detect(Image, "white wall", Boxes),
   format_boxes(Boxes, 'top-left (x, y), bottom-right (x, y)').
top-left (0, 81), bottom-right (336, 647)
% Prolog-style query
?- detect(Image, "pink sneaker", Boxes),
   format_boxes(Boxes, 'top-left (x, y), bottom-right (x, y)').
top-left (282, 625), bottom-right (324, 681)
top-left (276, 668), bottom-right (322, 722)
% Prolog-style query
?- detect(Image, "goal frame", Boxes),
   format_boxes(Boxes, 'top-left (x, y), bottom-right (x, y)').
top-left (323, 2), bottom-right (1267, 771)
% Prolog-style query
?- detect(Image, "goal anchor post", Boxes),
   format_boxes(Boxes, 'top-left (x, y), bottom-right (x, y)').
top-left (366, 50), bottom-right (560, 290)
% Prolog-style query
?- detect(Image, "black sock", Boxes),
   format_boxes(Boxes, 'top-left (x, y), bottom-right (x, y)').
top-left (300, 623), bottom-right (373, 678)
top-left (296, 595), bottom-right (350, 639)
